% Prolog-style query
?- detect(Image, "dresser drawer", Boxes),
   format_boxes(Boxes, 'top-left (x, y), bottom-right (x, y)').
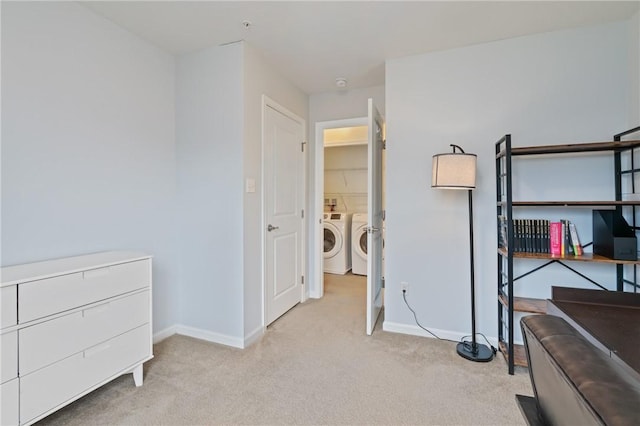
top-left (1, 378), bottom-right (19, 426)
top-left (19, 259), bottom-right (150, 323)
top-left (19, 290), bottom-right (150, 375)
top-left (20, 324), bottom-right (150, 424)
top-left (1, 331), bottom-right (18, 383)
top-left (1, 286), bottom-right (17, 328)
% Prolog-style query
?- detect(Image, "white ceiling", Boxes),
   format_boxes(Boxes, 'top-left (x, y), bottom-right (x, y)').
top-left (83, 1), bottom-right (640, 94)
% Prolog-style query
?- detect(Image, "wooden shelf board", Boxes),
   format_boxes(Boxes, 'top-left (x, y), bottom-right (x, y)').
top-left (496, 140), bottom-right (640, 158)
top-left (498, 247), bottom-right (640, 265)
top-left (497, 200), bottom-right (640, 207)
top-left (499, 341), bottom-right (528, 367)
top-left (499, 294), bottom-right (547, 314)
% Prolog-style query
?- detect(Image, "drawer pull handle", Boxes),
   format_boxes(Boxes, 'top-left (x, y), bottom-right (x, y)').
top-left (83, 267), bottom-right (111, 280)
top-left (84, 343), bottom-right (111, 358)
top-left (82, 302), bottom-right (110, 317)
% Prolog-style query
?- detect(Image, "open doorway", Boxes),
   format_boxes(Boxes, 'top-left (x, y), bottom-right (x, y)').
top-left (312, 99), bottom-right (386, 334)
top-left (313, 117), bottom-right (367, 299)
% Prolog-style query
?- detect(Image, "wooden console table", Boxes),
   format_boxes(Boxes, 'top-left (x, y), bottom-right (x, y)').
top-left (546, 286), bottom-right (640, 381)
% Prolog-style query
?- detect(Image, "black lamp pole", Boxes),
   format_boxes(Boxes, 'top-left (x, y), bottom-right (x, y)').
top-left (456, 188), bottom-right (493, 362)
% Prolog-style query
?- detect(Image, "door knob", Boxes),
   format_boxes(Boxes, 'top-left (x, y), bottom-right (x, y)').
top-left (267, 224), bottom-right (279, 232)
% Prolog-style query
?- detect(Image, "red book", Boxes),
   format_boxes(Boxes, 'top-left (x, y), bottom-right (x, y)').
top-left (550, 222), bottom-right (562, 256)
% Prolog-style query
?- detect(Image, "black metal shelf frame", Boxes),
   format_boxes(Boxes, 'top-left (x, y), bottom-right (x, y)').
top-left (495, 126), bottom-right (640, 375)
top-left (614, 126), bottom-right (640, 295)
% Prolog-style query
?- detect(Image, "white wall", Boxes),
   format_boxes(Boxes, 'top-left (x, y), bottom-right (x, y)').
top-left (324, 145), bottom-right (368, 213)
top-left (1, 2), bottom-right (178, 333)
top-left (385, 22), bottom-right (631, 343)
top-left (2, 5), bottom-right (308, 348)
top-left (309, 86), bottom-right (386, 125)
top-left (242, 43), bottom-right (308, 339)
top-left (175, 43), bottom-right (245, 344)
top-left (174, 42), bottom-right (307, 346)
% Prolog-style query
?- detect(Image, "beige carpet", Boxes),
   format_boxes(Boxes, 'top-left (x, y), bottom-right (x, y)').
top-left (39, 273), bottom-right (532, 425)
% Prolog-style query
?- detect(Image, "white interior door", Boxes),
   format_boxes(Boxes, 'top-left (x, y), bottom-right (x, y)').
top-left (264, 101), bottom-right (305, 326)
top-left (366, 98), bottom-right (384, 335)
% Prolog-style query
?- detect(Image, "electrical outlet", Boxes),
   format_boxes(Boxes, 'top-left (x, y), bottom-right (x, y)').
top-left (401, 281), bottom-right (409, 292)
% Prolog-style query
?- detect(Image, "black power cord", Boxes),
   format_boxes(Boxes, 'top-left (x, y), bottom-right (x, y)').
top-left (403, 289), bottom-right (498, 354)
top-left (460, 333), bottom-right (498, 355)
top-left (402, 289), bottom-right (455, 343)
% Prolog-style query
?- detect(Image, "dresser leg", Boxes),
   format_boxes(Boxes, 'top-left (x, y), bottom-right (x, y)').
top-left (132, 364), bottom-right (143, 387)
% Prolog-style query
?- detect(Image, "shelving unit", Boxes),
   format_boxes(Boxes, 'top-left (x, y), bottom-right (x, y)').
top-left (495, 127), bottom-right (640, 374)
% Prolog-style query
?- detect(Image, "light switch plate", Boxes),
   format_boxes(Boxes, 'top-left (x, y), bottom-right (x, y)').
top-left (246, 178), bottom-right (256, 193)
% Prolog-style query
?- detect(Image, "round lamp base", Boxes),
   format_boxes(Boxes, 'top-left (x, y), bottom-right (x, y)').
top-left (456, 342), bottom-right (494, 362)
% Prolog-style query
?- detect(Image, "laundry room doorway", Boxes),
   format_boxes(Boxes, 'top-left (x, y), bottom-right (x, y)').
top-left (313, 99), bottom-right (385, 335)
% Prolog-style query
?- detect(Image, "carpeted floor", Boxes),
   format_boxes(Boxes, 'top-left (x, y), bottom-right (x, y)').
top-left (39, 273), bottom-right (532, 425)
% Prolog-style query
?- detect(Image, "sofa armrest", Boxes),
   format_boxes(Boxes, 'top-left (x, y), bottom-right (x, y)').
top-left (521, 315), bottom-right (640, 426)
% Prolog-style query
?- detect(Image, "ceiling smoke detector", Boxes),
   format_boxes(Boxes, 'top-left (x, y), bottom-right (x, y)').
top-left (335, 78), bottom-right (347, 89)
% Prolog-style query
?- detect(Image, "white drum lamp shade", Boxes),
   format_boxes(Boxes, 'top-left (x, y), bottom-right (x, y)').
top-left (432, 153), bottom-right (477, 190)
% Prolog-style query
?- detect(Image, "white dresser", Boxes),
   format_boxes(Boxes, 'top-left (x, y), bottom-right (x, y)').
top-left (0, 251), bottom-right (152, 426)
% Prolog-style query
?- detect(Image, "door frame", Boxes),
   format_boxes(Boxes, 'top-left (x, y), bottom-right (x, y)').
top-left (312, 117), bottom-right (367, 298)
top-left (262, 95), bottom-right (307, 328)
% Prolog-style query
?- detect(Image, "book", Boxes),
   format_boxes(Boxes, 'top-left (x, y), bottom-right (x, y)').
top-left (569, 222), bottom-right (583, 256)
top-left (514, 219), bottom-right (521, 252)
top-left (550, 222), bottom-right (562, 256)
top-left (498, 215), bottom-right (508, 249)
top-left (531, 219), bottom-right (536, 253)
top-left (543, 219), bottom-right (550, 254)
top-left (535, 219), bottom-right (542, 253)
top-left (561, 219), bottom-right (574, 256)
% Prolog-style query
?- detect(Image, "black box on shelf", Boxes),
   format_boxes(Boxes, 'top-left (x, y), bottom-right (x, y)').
top-left (592, 210), bottom-right (637, 261)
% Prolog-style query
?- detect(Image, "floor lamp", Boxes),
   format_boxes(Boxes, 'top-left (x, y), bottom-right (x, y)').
top-left (432, 144), bottom-right (494, 362)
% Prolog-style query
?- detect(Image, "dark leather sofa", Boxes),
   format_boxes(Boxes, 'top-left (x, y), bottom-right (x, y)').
top-left (518, 314), bottom-right (640, 426)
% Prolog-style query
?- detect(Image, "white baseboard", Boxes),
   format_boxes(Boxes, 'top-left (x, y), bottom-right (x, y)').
top-left (308, 290), bottom-right (322, 299)
top-left (153, 324), bottom-right (264, 349)
top-left (175, 324), bottom-right (245, 348)
top-left (158, 321), bottom-right (503, 350)
top-left (382, 320), bottom-right (463, 341)
top-left (382, 321), bottom-right (499, 348)
top-left (243, 325), bottom-right (265, 347)
top-left (153, 325), bottom-right (178, 343)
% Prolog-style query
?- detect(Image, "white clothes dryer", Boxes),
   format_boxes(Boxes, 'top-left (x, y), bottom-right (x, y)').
top-left (323, 212), bottom-right (352, 274)
top-left (351, 213), bottom-right (368, 276)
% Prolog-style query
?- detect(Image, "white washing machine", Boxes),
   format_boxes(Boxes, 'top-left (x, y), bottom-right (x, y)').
top-left (323, 212), bottom-right (352, 274)
top-left (351, 213), bottom-right (368, 276)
